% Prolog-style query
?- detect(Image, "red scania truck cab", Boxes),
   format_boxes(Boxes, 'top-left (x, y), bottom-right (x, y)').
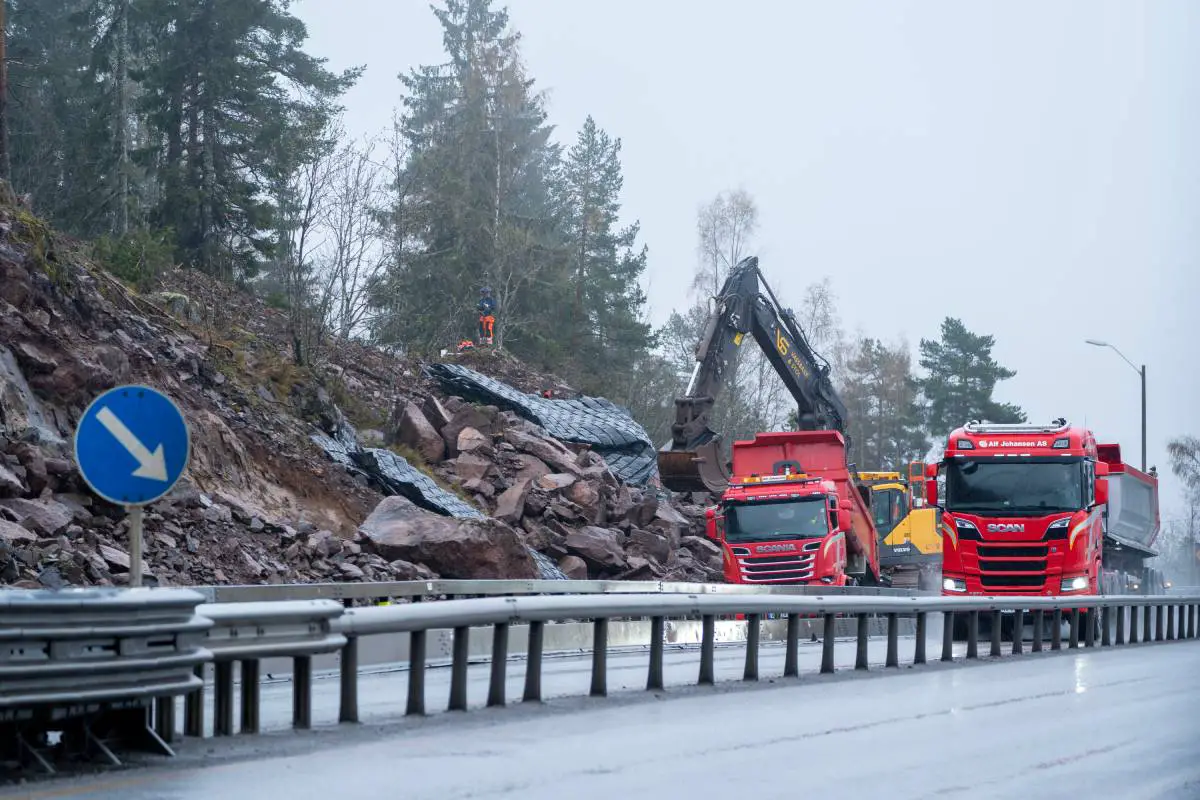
top-left (932, 419), bottom-right (1160, 603)
top-left (705, 430), bottom-right (881, 586)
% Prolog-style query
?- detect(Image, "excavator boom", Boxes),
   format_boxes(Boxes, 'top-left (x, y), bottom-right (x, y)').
top-left (658, 256), bottom-right (848, 493)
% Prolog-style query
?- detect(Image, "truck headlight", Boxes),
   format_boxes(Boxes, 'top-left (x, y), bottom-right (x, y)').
top-left (943, 577), bottom-right (966, 593)
top-left (1060, 576), bottom-right (1089, 592)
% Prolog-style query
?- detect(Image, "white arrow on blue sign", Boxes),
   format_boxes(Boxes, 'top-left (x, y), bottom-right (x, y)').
top-left (74, 384), bottom-right (191, 506)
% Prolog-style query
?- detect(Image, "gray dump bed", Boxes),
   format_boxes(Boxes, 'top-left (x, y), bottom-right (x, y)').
top-left (1106, 470), bottom-right (1159, 551)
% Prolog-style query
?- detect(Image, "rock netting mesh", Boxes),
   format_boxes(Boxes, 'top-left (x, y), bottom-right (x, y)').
top-left (425, 363), bottom-right (658, 486)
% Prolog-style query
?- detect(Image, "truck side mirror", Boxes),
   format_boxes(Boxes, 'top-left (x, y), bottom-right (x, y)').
top-left (1094, 480), bottom-right (1108, 507)
top-left (837, 509), bottom-right (852, 533)
top-left (925, 479), bottom-right (939, 507)
top-left (705, 507), bottom-right (725, 541)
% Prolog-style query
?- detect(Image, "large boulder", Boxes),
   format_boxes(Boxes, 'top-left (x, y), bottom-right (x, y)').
top-left (557, 554), bottom-right (588, 580)
top-left (0, 463), bottom-right (26, 497)
top-left (563, 526), bottom-right (627, 572)
top-left (357, 496), bottom-right (536, 579)
top-left (441, 406), bottom-right (500, 457)
top-left (396, 401), bottom-right (445, 463)
top-left (503, 428), bottom-right (583, 475)
top-left (627, 528), bottom-right (671, 564)
top-left (0, 498), bottom-right (73, 536)
top-left (493, 479), bottom-right (530, 523)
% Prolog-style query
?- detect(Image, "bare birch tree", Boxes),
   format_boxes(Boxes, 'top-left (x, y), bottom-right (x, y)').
top-left (318, 136), bottom-right (387, 340)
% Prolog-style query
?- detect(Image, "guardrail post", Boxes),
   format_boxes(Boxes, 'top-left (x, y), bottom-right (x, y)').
top-left (822, 613), bottom-right (837, 673)
top-left (1011, 609), bottom-right (1023, 655)
top-left (967, 612), bottom-right (979, 659)
top-left (1189, 604), bottom-right (1196, 639)
top-left (240, 660), bottom-right (260, 734)
top-left (293, 655), bottom-right (313, 730)
top-left (1116, 606), bottom-right (1125, 645)
top-left (154, 697), bottom-right (176, 744)
top-left (1155, 605), bottom-right (1164, 642)
top-left (744, 614), bottom-right (760, 681)
top-left (647, 617), bottom-right (665, 690)
top-left (185, 664), bottom-right (204, 737)
top-left (855, 614), bottom-right (869, 670)
top-left (1143, 605), bottom-right (1152, 642)
top-left (487, 624), bottom-right (509, 708)
top-left (1032, 612), bottom-right (1043, 652)
top-left (1167, 604), bottom-right (1176, 640)
top-left (1084, 609), bottom-right (1096, 648)
top-left (339, 636), bottom-right (359, 723)
top-left (524, 621), bottom-right (545, 702)
top-left (1130, 604), bottom-right (1140, 643)
top-left (214, 661), bottom-right (234, 736)
top-left (590, 618), bottom-right (608, 697)
top-left (990, 611), bottom-right (1002, 657)
top-left (449, 626), bottom-right (470, 711)
top-left (886, 613), bottom-right (899, 668)
top-left (914, 612), bottom-right (927, 665)
top-left (1069, 609), bottom-right (1080, 649)
top-left (1052, 609), bottom-right (1062, 650)
top-left (941, 612), bottom-right (953, 662)
top-left (699, 615), bottom-right (716, 685)
top-left (1101, 606), bottom-right (1111, 647)
top-left (409, 629), bottom-right (428, 715)
top-left (784, 613), bottom-right (801, 677)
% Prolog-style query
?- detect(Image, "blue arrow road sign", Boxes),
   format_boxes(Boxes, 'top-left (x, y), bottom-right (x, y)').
top-left (74, 384), bottom-right (191, 506)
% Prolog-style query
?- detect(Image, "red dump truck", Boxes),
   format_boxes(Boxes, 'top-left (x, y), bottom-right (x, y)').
top-left (932, 419), bottom-right (1164, 603)
top-left (704, 430), bottom-right (881, 586)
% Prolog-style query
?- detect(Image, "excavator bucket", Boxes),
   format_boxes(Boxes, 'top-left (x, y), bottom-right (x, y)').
top-left (657, 441), bottom-right (730, 494)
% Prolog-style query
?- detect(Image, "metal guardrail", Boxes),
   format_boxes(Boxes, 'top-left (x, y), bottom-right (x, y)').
top-left (187, 600), bottom-right (346, 737)
top-left (176, 592), bottom-right (1200, 739)
top-left (0, 587), bottom-right (212, 773)
top-left (4, 588), bottom-right (1197, 780)
top-left (192, 578), bottom-right (929, 604)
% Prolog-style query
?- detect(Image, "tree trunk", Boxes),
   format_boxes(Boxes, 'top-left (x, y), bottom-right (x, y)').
top-left (0, 2), bottom-right (10, 184)
top-left (116, 0), bottom-right (130, 234)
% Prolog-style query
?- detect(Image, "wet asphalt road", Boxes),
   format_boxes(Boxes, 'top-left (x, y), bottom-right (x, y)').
top-left (9, 639), bottom-right (1198, 800)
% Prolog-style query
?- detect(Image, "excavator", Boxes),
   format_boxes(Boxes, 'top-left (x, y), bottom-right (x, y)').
top-left (657, 255), bottom-right (941, 588)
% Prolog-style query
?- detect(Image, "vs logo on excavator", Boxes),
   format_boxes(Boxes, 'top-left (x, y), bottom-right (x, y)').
top-left (775, 327), bottom-right (809, 378)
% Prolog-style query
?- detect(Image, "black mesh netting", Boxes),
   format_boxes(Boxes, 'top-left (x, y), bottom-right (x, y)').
top-left (425, 363), bottom-right (659, 486)
top-left (311, 419), bottom-right (567, 580)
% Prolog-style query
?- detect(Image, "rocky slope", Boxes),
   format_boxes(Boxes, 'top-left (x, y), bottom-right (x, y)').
top-left (0, 201), bottom-right (721, 589)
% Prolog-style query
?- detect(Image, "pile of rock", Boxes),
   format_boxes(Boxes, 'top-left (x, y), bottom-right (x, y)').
top-left (382, 395), bottom-right (723, 582)
top-left (0, 438), bottom-right (435, 588)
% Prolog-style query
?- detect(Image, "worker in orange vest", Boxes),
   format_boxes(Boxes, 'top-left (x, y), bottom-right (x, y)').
top-left (477, 287), bottom-right (496, 345)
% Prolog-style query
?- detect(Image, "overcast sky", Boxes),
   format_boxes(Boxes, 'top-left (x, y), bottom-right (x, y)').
top-left (294, 0), bottom-right (1199, 518)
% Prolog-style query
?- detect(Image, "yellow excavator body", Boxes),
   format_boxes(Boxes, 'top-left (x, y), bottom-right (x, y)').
top-left (858, 465), bottom-right (942, 590)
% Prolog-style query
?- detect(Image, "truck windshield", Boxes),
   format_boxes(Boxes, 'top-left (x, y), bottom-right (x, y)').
top-left (944, 457), bottom-right (1085, 515)
top-left (725, 497), bottom-right (829, 542)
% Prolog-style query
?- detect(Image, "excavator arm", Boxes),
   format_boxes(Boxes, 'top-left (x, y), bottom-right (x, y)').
top-left (658, 256), bottom-right (849, 493)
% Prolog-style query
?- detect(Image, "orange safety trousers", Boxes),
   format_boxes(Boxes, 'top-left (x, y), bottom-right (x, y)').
top-left (479, 314), bottom-right (495, 340)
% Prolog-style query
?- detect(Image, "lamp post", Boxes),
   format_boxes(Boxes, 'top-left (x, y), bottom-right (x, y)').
top-left (1085, 339), bottom-right (1146, 472)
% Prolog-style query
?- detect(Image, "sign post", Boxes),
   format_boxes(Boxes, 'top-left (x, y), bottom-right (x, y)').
top-left (74, 385), bottom-right (190, 587)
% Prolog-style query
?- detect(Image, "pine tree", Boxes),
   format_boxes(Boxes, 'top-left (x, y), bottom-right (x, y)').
top-left (370, 0), bottom-right (564, 357)
top-left (837, 337), bottom-right (927, 470)
top-left (137, 0), bottom-right (358, 280)
top-left (6, 0), bottom-right (116, 233)
top-left (559, 115), bottom-right (653, 391)
top-left (917, 317), bottom-right (1026, 437)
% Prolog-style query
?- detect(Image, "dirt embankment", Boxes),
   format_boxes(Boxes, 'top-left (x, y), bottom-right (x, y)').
top-left (0, 203), bottom-right (719, 589)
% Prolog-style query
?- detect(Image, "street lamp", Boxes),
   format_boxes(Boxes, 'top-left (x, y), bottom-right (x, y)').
top-left (1085, 339), bottom-right (1147, 472)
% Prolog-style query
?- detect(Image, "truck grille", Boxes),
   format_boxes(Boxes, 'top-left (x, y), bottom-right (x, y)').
top-left (976, 543), bottom-right (1049, 591)
top-left (734, 541), bottom-right (820, 583)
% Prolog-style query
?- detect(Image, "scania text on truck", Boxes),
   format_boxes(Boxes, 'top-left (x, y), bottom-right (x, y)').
top-left (929, 419), bottom-right (1163, 609)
